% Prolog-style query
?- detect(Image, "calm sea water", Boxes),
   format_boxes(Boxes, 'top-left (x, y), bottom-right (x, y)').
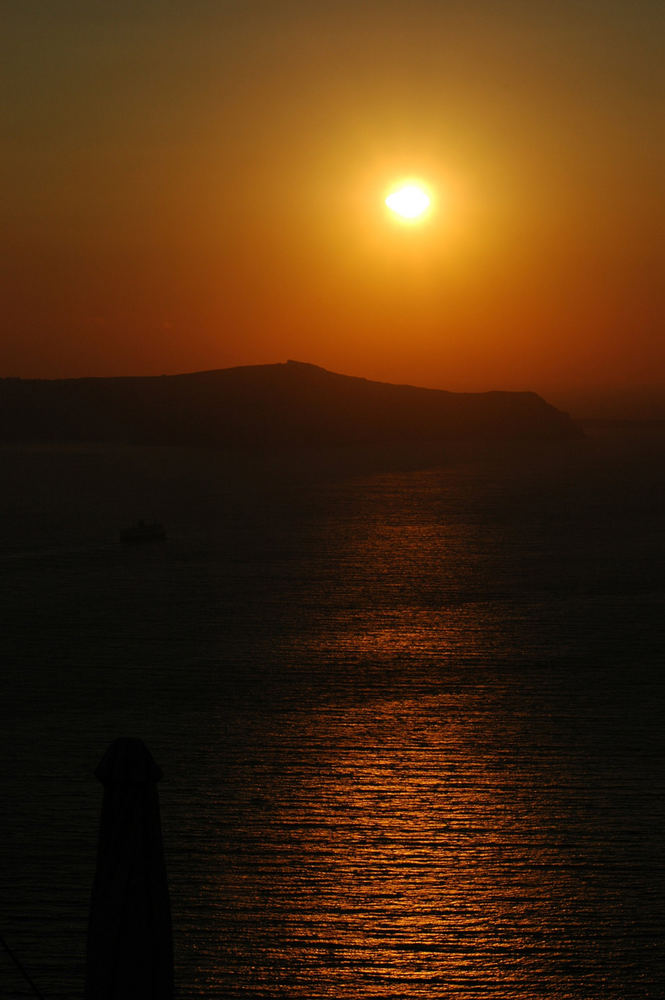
top-left (1, 427), bottom-right (664, 999)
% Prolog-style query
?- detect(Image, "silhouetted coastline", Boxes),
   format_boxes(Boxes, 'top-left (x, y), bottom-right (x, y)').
top-left (0, 360), bottom-right (581, 448)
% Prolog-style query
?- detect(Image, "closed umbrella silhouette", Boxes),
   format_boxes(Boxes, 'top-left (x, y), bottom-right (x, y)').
top-left (85, 738), bottom-right (174, 1000)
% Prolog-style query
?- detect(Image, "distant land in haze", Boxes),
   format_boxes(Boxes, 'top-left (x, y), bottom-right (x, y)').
top-left (0, 361), bottom-right (581, 447)
top-left (550, 385), bottom-right (665, 424)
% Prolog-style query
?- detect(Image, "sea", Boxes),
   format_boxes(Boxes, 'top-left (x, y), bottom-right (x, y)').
top-left (1, 424), bottom-right (663, 999)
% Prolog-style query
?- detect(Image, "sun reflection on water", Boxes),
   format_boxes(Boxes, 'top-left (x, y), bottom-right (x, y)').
top-left (191, 680), bottom-right (616, 998)
top-left (177, 467), bottom-right (654, 997)
top-left (2, 439), bottom-right (664, 997)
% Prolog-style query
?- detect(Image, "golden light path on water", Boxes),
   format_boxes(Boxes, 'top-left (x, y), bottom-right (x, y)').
top-left (193, 664), bottom-right (632, 998)
top-left (165, 456), bottom-right (664, 999)
top-left (1, 439), bottom-right (663, 999)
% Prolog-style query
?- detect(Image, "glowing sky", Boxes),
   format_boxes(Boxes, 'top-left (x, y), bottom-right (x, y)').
top-left (2, 1), bottom-right (663, 399)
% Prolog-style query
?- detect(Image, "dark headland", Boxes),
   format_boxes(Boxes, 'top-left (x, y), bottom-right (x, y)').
top-left (0, 360), bottom-right (581, 447)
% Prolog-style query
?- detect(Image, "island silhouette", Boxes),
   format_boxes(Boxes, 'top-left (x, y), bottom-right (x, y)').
top-left (0, 360), bottom-right (581, 447)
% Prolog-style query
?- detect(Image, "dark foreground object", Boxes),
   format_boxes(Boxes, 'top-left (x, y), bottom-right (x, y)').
top-left (86, 738), bottom-right (173, 1000)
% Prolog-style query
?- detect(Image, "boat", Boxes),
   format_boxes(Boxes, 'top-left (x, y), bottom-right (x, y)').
top-left (120, 520), bottom-right (166, 544)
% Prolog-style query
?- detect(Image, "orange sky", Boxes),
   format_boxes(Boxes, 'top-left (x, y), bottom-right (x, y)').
top-left (2, 1), bottom-right (663, 402)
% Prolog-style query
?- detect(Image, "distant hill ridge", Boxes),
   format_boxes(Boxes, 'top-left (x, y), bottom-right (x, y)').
top-left (0, 360), bottom-right (581, 446)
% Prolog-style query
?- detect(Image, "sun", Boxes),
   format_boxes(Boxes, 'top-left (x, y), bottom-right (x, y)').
top-left (385, 182), bottom-right (431, 221)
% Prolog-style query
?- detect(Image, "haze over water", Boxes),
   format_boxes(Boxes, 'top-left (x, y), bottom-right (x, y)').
top-left (1, 425), bottom-right (663, 998)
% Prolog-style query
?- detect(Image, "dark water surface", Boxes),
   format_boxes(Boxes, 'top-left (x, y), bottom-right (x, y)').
top-left (1, 427), bottom-right (664, 998)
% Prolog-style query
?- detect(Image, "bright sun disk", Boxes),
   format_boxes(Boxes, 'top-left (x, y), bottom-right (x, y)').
top-left (385, 184), bottom-right (431, 219)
